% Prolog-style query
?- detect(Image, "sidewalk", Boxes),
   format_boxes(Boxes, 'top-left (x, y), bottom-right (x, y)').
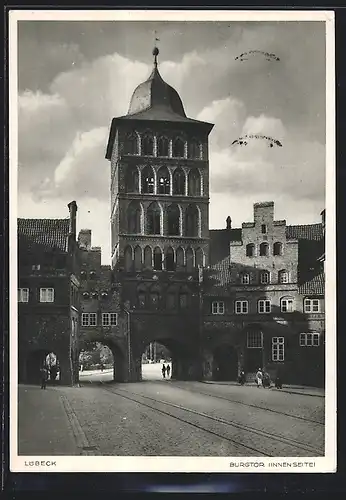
top-left (18, 385), bottom-right (80, 455)
top-left (202, 380), bottom-right (325, 397)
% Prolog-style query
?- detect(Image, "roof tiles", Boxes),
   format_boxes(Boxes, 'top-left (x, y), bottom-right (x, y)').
top-left (18, 218), bottom-right (70, 252)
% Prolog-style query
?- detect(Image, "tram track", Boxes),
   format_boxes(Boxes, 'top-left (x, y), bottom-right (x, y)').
top-left (166, 381), bottom-right (325, 426)
top-left (100, 384), bottom-right (324, 457)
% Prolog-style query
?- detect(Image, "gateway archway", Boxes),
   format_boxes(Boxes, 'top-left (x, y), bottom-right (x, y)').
top-left (79, 340), bottom-right (126, 384)
top-left (141, 341), bottom-right (173, 380)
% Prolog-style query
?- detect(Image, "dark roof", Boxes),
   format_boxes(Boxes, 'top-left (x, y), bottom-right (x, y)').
top-left (298, 273), bottom-right (325, 296)
top-left (18, 218), bottom-right (70, 252)
top-left (286, 223), bottom-right (323, 241)
top-left (209, 229), bottom-right (242, 265)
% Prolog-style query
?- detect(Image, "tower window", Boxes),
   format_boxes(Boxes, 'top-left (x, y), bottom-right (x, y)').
top-left (125, 167), bottom-right (139, 193)
top-left (123, 133), bottom-right (138, 155)
top-left (185, 204), bottom-right (199, 237)
top-left (188, 169), bottom-right (201, 196)
top-left (157, 166), bottom-right (170, 194)
top-left (165, 247), bottom-right (175, 271)
top-left (188, 140), bottom-right (201, 159)
top-left (142, 134), bottom-right (154, 156)
top-left (195, 247), bottom-right (204, 268)
top-left (153, 247), bottom-right (163, 271)
top-left (147, 203), bottom-right (161, 235)
top-left (127, 201), bottom-right (141, 234)
top-left (167, 204), bottom-right (181, 236)
top-left (172, 137), bottom-right (185, 158)
top-left (278, 270), bottom-right (289, 284)
top-left (261, 224), bottom-right (267, 234)
top-left (173, 168), bottom-right (186, 195)
top-left (141, 166), bottom-right (155, 194)
top-left (273, 242), bottom-right (283, 256)
top-left (158, 136), bottom-right (169, 157)
top-left (186, 247), bottom-right (194, 272)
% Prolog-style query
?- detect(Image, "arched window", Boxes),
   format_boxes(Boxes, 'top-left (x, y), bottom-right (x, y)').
top-left (179, 286), bottom-right (190, 309)
top-left (246, 243), bottom-right (255, 257)
top-left (157, 136), bottom-right (169, 157)
top-left (185, 204), bottom-right (199, 237)
top-left (195, 247), bottom-right (204, 268)
top-left (144, 246), bottom-right (152, 268)
top-left (141, 166), bottom-right (154, 194)
top-left (173, 168), bottom-right (186, 195)
top-left (134, 245), bottom-right (142, 271)
top-left (149, 284), bottom-right (160, 310)
top-left (167, 204), bottom-right (181, 236)
top-left (273, 242), bottom-right (283, 256)
top-left (125, 166), bottom-right (139, 193)
top-left (165, 247), bottom-right (175, 271)
top-left (137, 284), bottom-right (147, 308)
top-left (166, 286), bottom-right (177, 309)
top-left (176, 247), bottom-right (185, 270)
top-left (127, 201), bottom-right (141, 234)
top-left (124, 245), bottom-right (133, 272)
top-left (157, 166), bottom-right (170, 194)
top-left (186, 247), bottom-right (194, 272)
top-left (278, 270), bottom-right (289, 284)
top-left (153, 247), bottom-right (162, 271)
top-left (188, 168), bottom-right (201, 196)
top-left (172, 137), bottom-right (185, 158)
top-left (260, 271), bottom-right (270, 284)
top-left (147, 202), bottom-right (161, 235)
top-left (123, 133), bottom-right (138, 155)
top-left (259, 242), bottom-right (269, 256)
top-left (188, 139), bottom-right (201, 159)
top-left (142, 134), bottom-right (154, 156)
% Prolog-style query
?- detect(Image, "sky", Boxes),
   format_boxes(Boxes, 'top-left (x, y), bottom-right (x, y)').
top-left (17, 20), bottom-right (326, 264)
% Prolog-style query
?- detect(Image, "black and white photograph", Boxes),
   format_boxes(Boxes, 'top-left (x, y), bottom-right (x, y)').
top-left (10, 10), bottom-right (336, 473)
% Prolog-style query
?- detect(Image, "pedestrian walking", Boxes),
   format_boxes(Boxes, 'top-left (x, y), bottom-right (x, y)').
top-left (238, 369), bottom-right (246, 386)
top-left (275, 368), bottom-right (283, 389)
top-left (256, 368), bottom-right (263, 388)
top-left (263, 370), bottom-right (271, 389)
top-left (40, 365), bottom-right (48, 390)
top-left (166, 364), bottom-right (171, 378)
top-left (162, 364), bottom-right (166, 379)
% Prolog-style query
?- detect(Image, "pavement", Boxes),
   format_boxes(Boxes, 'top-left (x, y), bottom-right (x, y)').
top-left (202, 381), bottom-right (325, 398)
top-left (17, 366), bottom-right (325, 457)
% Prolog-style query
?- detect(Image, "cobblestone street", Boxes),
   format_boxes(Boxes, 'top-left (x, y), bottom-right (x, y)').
top-left (18, 367), bottom-right (325, 457)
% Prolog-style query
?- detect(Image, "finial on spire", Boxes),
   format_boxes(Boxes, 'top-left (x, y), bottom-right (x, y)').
top-left (153, 31), bottom-right (160, 67)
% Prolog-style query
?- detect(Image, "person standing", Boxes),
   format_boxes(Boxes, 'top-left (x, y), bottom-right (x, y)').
top-left (238, 369), bottom-right (246, 386)
top-left (40, 365), bottom-right (48, 390)
top-left (162, 364), bottom-right (166, 379)
top-left (256, 368), bottom-right (263, 388)
top-left (166, 364), bottom-right (171, 378)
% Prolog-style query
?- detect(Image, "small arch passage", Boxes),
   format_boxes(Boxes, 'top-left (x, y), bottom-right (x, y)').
top-left (26, 350), bottom-right (61, 385)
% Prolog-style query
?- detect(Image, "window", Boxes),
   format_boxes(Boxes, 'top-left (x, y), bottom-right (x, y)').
top-left (273, 242), bottom-right (283, 256)
top-left (172, 137), bottom-right (185, 157)
top-left (247, 331), bottom-right (263, 348)
top-left (102, 313), bottom-right (118, 327)
top-left (18, 288), bottom-right (29, 303)
top-left (186, 248), bottom-right (194, 272)
top-left (32, 264), bottom-right (41, 271)
top-left (304, 298), bottom-right (320, 313)
top-left (278, 270), bottom-right (289, 284)
top-left (81, 312), bottom-right (97, 327)
top-left (272, 337), bottom-right (284, 361)
top-left (258, 299), bottom-right (271, 314)
top-left (147, 202), bottom-right (161, 235)
top-left (153, 247), bottom-right (162, 271)
top-left (185, 204), bottom-right (199, 237)
top-left (142, 134), bottom-right (154, 156)
top-left (246, 244), bottom-right (255, 257)
top-left (300, 333), bottom-right (320, 347)
top-left (167, 204), bottom-right (180, 236)
top-left (124, 245), bottom-right (133, 272)
top-left (281, 298), bottom-right (294, 313)
top-left (241, 273), bottom-right (250, 285)
top-left (235, 300), bottom-right (248, 314)
top-left (261, 224), bottom-right (267, 234)
top-left (212, 301), bottom-right (224, 315)
top-left (188, 169), bottom-right (201, 196)
top-left (157, 166), bottom-right (170, 194)
top-left (165, 247), bottom-right (175, 271)
top-left (173, 168), bottom-right (185, 195)
top-left (125, 167), bottom-right (139, 193)
top-left (127, 201), bottom-right (141, 233)
top-left (260, 271), bottom-right (270, 284)
top-left (40, 288), bottom-right (54, 303)
top-left (124, 133), bottom-right (138, 155)
top-left (188, 140), bottom-right (201, 159)
top-left (195, 247), bottom-right (204, 268)
top-left (157, 136), bottom-right (169, 157)
top-left (176, 247), bottom-right (185, 270)
top-left (259, 242), bottom-right (269, 256)
top-left (141, 166), bottom-right (155, 194)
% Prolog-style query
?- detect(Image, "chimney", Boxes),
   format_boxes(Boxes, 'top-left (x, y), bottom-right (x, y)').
top-left (78, 229), bottom-right (92, 250)
top-left (226, 216), bottom-right (232, 230)
top-left (68, 201), bottom-right (77, 237)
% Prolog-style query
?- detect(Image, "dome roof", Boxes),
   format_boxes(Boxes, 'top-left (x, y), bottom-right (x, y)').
top-left (127, 49), bottom-right (187, 118)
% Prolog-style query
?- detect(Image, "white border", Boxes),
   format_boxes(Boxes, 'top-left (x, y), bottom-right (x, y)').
top-left (9, 9), bottom-right (336, 473)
